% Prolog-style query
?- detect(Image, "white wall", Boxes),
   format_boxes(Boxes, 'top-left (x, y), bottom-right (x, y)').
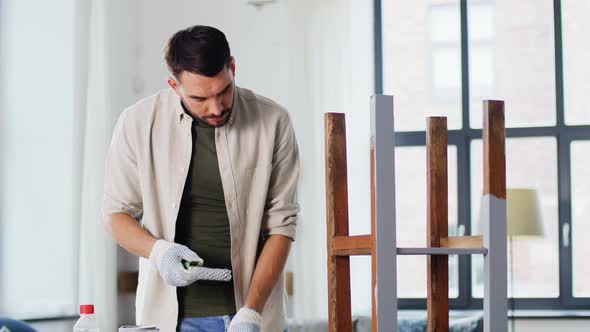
top-left (109, 0), bottom-right (290, 107)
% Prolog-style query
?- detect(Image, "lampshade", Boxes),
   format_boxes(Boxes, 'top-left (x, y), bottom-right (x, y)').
top-left (475, 188), bottom-right (544, 237)
top-left (506, 188), bottom-right (544, 237)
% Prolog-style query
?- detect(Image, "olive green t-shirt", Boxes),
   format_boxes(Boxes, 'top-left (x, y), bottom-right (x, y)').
top-left (175, 118), bottom-right (236, 318)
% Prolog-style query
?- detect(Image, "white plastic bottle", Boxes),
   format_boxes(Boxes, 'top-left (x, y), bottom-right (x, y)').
top-left (73, 304), bottom-right (100, 332)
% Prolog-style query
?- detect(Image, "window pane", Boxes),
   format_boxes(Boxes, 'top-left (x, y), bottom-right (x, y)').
top-left (396, 146), bottom-right (458, 298)
top-left (468, 1), bottom-right (556, 128)
top-left (382, 1), bottom-right (462, 131)
top-left (563, 1), bottom-right (590, 125)
top-left (471, 138), bottom-right (558, 298)
top-left (571, 141), bottom-right (590, 297)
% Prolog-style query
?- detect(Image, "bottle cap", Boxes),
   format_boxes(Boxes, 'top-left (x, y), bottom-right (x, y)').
top-left (80, 304), bottom-right (94, 314)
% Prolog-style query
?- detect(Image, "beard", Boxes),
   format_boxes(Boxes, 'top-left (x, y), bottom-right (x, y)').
top-left (180, 99), bottom-right (232, 128)
top-left (198, 108), bottom-right (232, 127)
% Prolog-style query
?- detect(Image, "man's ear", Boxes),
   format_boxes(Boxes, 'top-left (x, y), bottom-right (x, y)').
top-left (230, 56), bottom-right (236, 77)
top-left (167, 76), bottom-right (180, 96)
top-left (168, 77), bottom-right (177, 90)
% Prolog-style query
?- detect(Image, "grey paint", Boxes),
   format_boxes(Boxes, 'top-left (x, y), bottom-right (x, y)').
top-left (370, 94), bottom-right (397, 332)
top-left (481, 194), bottom-right (508, 332)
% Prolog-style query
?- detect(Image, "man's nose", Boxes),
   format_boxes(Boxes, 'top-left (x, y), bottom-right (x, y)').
top-left (209, 98), bottom-right (223, 116)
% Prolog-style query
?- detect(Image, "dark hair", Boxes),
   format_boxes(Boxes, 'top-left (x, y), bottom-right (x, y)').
top-left (163, 25), bottom-right (231, 78)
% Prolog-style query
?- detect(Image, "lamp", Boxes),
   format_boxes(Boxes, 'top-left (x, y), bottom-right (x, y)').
top-left (506, 188), bottom-right (543, 331)
top-left (506, 188), bottom-right (544, 238)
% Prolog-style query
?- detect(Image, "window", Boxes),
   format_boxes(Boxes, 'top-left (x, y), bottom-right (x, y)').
top-left (395, 146), bottom-right (459, 298)
top-left (382, 0), bottom-right (462, 131)
top-left (468, 1), bottom-right (556, 128)
top-left (570, 141), bottom-right (590, 298)
top-left (377, 0), bottom-right (590, 310)
top-left (471, 138), bottom-right (559, 298)
top-left (562, 1), bottom-right (590, 125)
top-left (467, 2), bottom-right (495, 127)
top-left (430, 5), bottom-right (462, 104)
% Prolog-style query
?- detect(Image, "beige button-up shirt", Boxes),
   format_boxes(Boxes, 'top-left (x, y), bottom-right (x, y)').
top-left (102, 86), bottom-right (299, 332)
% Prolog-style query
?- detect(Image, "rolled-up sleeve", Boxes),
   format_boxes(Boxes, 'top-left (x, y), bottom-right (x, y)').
top-left (101, 109), bottom-right (143, 220)
top-left (262, 112), bottom-right (300, 241)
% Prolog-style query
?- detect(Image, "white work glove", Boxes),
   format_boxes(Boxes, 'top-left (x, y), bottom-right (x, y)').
top-left (149, 239), bottom-right (232, 287)
top-left (227, 307), bottom-right (263, 332)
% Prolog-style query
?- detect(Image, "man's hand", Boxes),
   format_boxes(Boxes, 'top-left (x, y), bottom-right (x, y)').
top-left (227, 307), bottom-right (262, 332)
top-left (149, 240), bottom-right (232, 287)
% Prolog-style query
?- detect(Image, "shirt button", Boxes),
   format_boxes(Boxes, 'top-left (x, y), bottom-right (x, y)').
top-left (171, 202), bottom-right (176, 208)
top-left (180, 167), bottom-right (185, 172)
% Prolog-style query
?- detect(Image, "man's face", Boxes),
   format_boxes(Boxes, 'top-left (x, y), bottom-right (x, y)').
top-left (168, 57), bottom-right (236, 127)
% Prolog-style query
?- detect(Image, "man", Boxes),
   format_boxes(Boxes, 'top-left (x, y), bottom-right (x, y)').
top-left (102, 25), bottom-right (299, 332)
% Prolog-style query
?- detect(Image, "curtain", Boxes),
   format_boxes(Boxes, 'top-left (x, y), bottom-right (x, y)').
top-left (76, 0), bottom-right (118, 331)
top-left (0, 0), bottom-right (80, 320)
top-left (284, 0), bottom-right (375, 322)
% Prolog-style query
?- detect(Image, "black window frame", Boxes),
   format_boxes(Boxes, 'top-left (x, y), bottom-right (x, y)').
top-left (374, 0), bottom-right (590, 311)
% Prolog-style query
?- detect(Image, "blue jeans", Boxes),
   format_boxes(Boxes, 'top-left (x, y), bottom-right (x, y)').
top-left (179, 316), bottom-right (289, 332)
